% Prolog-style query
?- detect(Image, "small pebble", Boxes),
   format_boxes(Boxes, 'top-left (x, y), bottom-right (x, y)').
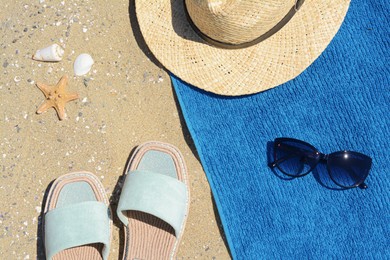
top-left (3, 61), bottom-right (8, 68)
top-left (83, 77), bottom-right (91, 87)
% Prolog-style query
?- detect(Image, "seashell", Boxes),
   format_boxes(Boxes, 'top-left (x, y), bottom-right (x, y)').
top-left (73, 53), bottom-right (94, 76)
top-left (32, 44), bottom-right (64, 62)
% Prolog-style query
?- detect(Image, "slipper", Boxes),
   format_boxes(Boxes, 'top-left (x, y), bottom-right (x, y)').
top-left (117, 141), bottom-right (190, 260)
top-left (43, 171), bottom-right (112, 260)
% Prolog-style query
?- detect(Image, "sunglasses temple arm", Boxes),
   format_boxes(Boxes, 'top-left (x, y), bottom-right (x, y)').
top-left (268, 155), bottom-right (295, 168)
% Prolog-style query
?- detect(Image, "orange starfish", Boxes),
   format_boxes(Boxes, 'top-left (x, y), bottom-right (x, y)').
top-left (36, 75), bottom-right (79, 120)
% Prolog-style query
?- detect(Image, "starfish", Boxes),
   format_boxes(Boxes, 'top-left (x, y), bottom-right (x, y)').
top-left (35, 75), bottom-right (79, 120)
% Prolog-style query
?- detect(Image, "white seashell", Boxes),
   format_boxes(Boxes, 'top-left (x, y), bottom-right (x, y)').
top-left (32, 44), bottom-right (64, 62)
top-left (73, 53), bottom-right (94, 76)
top-left (14, 76), bottom-right (21, 82)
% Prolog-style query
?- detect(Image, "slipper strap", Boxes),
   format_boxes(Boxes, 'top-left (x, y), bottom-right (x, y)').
top-left (44, 201), bottom-right (111, 260)
top-left (117, 170), bottom-right (188, 237)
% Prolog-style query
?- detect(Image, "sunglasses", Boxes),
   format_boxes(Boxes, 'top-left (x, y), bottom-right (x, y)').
top-left (269, 138), bottom-right (372, 189)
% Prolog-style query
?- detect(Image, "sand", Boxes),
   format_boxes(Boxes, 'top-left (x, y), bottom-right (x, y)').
top-left (0, 0), bottom-right (230, 258)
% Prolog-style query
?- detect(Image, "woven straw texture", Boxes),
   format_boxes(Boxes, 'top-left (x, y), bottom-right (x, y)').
top-left (186, 0), bottom-right (295, 44)
top-left (135, 0), bottom-right (350, 96)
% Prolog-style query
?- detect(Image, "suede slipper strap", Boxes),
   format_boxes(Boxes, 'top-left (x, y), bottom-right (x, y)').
top-left (117, 170), bottom-right (187, 237)
top-left (45, 201), bottom-right (111, 260)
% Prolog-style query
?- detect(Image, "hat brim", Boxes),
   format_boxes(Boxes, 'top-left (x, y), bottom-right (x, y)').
top-left (135, 0), bottom-right (350, 96)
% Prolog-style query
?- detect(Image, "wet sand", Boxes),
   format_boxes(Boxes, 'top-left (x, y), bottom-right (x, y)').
top-left (0, 0), bottom-right (230, 258)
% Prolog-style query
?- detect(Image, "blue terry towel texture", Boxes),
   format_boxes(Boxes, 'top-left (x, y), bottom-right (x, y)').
top-left (171, 0), bottom-right (389, 259)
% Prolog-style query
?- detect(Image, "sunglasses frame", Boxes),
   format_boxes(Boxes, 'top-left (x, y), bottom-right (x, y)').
top-left (269, 137), bottom-right (372, 189)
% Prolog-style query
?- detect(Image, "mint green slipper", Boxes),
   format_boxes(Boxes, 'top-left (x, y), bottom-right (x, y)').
top-left (117, 141), bottom-right (190, 259)
top-left (43, 171), bottom-right (112, 260)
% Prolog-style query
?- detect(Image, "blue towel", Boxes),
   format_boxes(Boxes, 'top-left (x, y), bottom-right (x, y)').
top-left (171, 0), bottom-right (389, 258)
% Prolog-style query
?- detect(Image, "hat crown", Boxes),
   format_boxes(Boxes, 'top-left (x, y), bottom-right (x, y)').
top-left (185, 0), bottom-right (296, 45)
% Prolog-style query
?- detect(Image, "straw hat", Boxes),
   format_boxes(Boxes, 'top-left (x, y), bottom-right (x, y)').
top-left (135, 0), bottom-right (350, 96)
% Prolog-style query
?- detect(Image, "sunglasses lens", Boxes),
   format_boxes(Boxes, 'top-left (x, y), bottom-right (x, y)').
top-left (274, 139), bottom-right (319, 176)
top-left (328, 152), bottom-right (371, 188)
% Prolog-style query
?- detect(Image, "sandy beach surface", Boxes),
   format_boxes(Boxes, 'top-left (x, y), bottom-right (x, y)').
top-left (0, 0), bottom-right (230, 258)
